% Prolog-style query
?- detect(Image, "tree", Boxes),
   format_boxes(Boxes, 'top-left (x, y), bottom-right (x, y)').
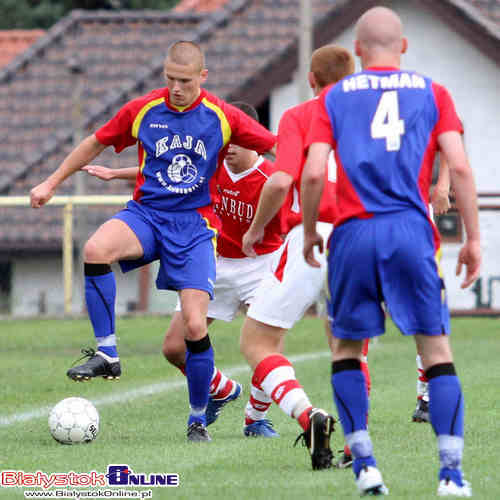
top-left (0, 0), bottom-right (180, 30)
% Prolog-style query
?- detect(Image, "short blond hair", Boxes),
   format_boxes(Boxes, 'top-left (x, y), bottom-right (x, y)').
top-left (310, 45), bottom-right (355, 88)
top-left (166, 40), bottom-right (205, 71)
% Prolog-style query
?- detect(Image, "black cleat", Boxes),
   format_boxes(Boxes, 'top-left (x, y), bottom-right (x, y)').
top-left (187, 422), bottom-right (212, 442)
top-left (67, 348), bottom-right (121, 381)
top-left (412, 398), bottom-right (430, 423)
top-left (294, 408), bottom-right (335, 470)
top-left (334, 451), bottom-right (353, 469)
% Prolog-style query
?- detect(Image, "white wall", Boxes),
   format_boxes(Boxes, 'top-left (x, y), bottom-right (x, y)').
top-left (269, 0), bottom-right (500, 310)
top-left (9, 256), bottom-right (177, 317)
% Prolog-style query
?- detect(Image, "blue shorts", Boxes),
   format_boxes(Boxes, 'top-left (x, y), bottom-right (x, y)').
top-left (113, 200), bottom-right (217, 297)
top-left (327, 211), bottom-right (450, 340)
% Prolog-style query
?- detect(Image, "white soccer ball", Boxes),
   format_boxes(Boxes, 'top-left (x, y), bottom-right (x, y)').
top-left (48, 397), bottom-right (99, 445)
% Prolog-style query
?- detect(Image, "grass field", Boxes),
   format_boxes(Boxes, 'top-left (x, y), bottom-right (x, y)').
top-left (0, 314), bottom-right (499, 499)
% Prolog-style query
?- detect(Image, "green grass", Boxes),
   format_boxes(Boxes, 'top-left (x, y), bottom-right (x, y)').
top-left (1, 315), bottom-right (499, 499)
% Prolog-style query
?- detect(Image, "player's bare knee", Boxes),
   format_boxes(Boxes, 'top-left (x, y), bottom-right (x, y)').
top-left (183, 317), bottom-right (206, 341)
top-left (83, 238), bottom-right (111, 264)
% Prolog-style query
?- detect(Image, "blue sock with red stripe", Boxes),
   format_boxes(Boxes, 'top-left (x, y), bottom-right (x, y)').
top-left (84, 263), bottom-right (118, 359)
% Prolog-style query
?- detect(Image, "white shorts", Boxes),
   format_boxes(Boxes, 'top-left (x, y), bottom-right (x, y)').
top-left (247, 222), bottom-right (332, 329)
top-left (175, 250), bottom-right (279, 322)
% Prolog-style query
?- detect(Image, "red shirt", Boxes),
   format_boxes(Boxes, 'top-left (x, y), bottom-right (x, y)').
top-left (213, 157), bottom-right (283, 258)
top-left (274, 98), bottom-right (338, 234)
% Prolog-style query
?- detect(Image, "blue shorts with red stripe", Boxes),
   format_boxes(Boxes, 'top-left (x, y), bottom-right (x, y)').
top-left (327, 210), bottom-right (450, 339)
top-left (113, 200), bottom-right (217, 297)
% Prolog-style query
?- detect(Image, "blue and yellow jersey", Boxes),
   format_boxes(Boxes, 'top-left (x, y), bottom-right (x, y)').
top-left (96, 88), bottom-right (276, 212)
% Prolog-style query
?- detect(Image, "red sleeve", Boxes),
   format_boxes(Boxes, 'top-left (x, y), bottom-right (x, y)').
top-left (306, 89), bottom-right (335, 149)
top-left (95, 101), bottom-right (138, 153)
top-left (223, 102), bottom-right (277, 153)
top-left (274, 108), bottom-right (304, 181)
top-left (432, 82), bottom-right (464, 136)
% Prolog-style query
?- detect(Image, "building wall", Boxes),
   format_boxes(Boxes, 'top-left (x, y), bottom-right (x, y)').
top-left (269, 0), bottom-right (500, 310)
top-left (9, 256), bottom-right (177, 317)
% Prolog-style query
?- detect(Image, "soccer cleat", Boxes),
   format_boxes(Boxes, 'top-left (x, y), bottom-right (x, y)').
top-left (294, 408), bottom-right (335, 470)
top-left (437, 478), bottom-right (472, 497)
top-left (356, 465), bottom-right (389, 496)
top-left (205, 382), bottom-right (242, 426)
top-left (412, 398), bottom-right (430, 423)
top-left (243, 419), bottom-right (280, 438)
top-left (67, 348), bottom-right (121, 381)
top-left (187, 422), bottom-right (212, 442)
top-left (334, 451), bottom-right (353, 469)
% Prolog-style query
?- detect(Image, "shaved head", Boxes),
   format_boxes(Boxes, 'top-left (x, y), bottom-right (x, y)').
top-left (166, 40), bottom-right (205, 71)
top-left (355, 7), bottom-right (406, 67)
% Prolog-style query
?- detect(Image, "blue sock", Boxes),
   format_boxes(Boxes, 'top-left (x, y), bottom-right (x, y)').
top-left (84, 263), bottom-right (118, 359)
top-left (185, 336), bottom-right (214, 426)
top-left (427, 363), bottom-right (465, 486)
top-left (332, 359), bottom-right (375, 477)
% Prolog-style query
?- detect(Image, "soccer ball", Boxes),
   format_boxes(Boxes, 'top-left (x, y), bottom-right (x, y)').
top-left (48, 397), bottom-right (99, 445)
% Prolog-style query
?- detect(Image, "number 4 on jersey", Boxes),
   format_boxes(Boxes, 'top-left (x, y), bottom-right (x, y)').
top-left (370, 90), bottom-right (405, 151)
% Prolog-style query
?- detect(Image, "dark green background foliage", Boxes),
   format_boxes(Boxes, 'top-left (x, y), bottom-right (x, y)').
top-left (0, 0), bottom-right (179, 29)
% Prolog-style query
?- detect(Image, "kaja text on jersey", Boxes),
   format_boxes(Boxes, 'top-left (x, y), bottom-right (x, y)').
top-left (342, 72), bottom-right (426, 92)
top-left (155, 134), bottom-right (207, 160)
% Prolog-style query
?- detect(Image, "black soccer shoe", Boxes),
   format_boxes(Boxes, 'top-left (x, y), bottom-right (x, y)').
top-left (67, 348), bottom-right (121, 381)
top-left (187, 422), bottom-right (212, 442)
top-left (412, 398), bottom-right (430, 423)
top-left (334, 451), bottom-right (353, 469)
top-left (294, 408), bottom-right (335, 470)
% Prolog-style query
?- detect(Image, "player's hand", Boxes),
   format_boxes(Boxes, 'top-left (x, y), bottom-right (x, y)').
top-left (242, 227), bottom-right (264, 258)
top-left (455, 239), bottom-right (481, 289)
top-left (431, 187), bottom-right (451, 215)
top-left (82, 165), bottom-right (114, 181)
top-left (30, 180), bottom-right (55, 208)
top-left (303, 231), bottom-right (323, 268)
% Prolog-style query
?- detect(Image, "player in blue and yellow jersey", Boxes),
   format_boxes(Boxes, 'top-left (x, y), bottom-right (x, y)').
top-left (30, 41), bottom-right (276, 442)
top-left (301, 7), bottom-right (480, 497)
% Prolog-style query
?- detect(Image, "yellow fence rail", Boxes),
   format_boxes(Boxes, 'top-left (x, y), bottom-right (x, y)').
top-left (0, 195), bottom-right (130, 315)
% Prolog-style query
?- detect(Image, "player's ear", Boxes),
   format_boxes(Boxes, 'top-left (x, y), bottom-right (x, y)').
top-left (200, 68), bottom-right (208, 84)
top-left (308, 71), bottom-right (316, 91)
top-left (354, 39), bottom-right (362, 57)
top-left (401, 37), bottom-right (408, 54)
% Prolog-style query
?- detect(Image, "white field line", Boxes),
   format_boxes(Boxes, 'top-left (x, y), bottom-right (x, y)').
top-left (0, 351), bottom-right (330, 427)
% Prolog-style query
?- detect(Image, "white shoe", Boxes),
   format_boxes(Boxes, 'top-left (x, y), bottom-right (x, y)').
top-left (437, 478), bottom-right (472, 497)
top-left (356, 465), bottom-right (389, 496)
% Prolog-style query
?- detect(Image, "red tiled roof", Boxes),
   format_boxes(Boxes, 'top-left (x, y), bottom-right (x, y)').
top-left (0, 1), bottom-right (498, 252)
top-left (0, 30), bottom-right (45, 69)
top-left (174, 0), bottom-right (230, 12)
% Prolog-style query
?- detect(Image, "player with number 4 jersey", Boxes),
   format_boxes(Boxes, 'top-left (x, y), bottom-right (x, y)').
top-left (302, 7), bottom-right (480, 496)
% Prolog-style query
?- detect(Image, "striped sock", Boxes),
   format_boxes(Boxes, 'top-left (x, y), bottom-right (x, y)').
top-left (253, 354), bottom-right (312, 431)
top-left (245, 379), bottom-right (272, 425)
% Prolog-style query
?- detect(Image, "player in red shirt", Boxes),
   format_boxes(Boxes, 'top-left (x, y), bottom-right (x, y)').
top-left (30, 41), bottom-right (276, 443)
top-left (241, 45), bottom-right (357, 470)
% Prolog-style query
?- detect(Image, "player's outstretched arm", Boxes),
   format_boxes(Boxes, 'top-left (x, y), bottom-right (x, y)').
top-left (438, 131), bottom-right (481, 288)
top-left (30, 134), bottom-right (106, 208)
top-left (82, 165), bottom-right (138, 181)
top-left (242, 170), bottom-right (293, 257)
top-left (301, 142), bottom-right (331, 268)
top-left (431, 155), bottom-right (451, 215)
